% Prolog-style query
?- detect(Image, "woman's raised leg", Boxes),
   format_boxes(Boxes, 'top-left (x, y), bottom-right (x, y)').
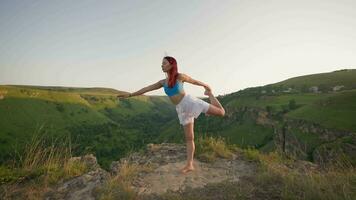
top-left (205, 91), bottom-right (225, 116)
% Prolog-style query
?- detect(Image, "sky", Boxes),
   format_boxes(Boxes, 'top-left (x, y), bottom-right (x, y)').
top-left (1, 0), bottom-right (356, 97)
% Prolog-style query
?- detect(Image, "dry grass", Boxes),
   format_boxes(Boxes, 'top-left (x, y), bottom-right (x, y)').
top-left (0, 126), bottom-right (89, 199)
top-left (95, 160), bottom-right (154, 200)
top-left (240, 146), bottom-right (356, 200)
top-left (195, 135), bottom-right (235, 162)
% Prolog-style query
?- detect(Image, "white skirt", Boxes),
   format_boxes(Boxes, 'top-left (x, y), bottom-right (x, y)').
top-left (175, 94), bottom-right (210, 126)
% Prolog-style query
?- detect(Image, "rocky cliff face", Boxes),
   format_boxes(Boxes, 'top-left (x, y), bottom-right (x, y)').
top-left (283, 118), bottom-right (352, 141)
top-left (225, 106), bottom-right (355, 167)
top-left (274, 118), bottom-right (355, 166)
top-left (44, 155), bottom-right (109, 200)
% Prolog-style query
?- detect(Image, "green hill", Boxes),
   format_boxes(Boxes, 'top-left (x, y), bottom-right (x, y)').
top-left (272, 69), bottom-right (356, 90)
top-left (218, 69), bottom-right (356, 132)
top-left (0, 85), bottom-right (176, 168)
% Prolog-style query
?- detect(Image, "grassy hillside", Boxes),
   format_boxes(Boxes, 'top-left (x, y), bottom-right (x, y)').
top-left (214, 69), bottom-right (356, 131)
top-left (220, 90), bottom-right (356, 132)
top-left (0, 85), bottom-right (176, 169)
top-left (272, 69), bottom-right (356, 90)
top-left (191, 69), bottom-right (356, 164)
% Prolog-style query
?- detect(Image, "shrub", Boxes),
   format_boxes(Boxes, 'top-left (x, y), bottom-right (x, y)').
top-left (195, 135), bottom-right (234, 162)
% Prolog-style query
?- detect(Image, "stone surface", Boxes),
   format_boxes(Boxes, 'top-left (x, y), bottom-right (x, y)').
top-left (110, 143), bottom-right (256, 196)
top-left (44, 155), bottom-right (109, 200)
top-left (45, 143), bottom-right (258, 199)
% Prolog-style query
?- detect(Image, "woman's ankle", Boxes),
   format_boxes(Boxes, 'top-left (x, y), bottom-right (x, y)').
top-left (186, 162), bottom-right (194, 167)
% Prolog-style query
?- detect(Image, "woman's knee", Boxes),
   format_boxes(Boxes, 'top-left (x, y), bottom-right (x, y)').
top-left (207, 105), bottom-right (225, 117)
top-left (220, 107), bottom-right (225, 116)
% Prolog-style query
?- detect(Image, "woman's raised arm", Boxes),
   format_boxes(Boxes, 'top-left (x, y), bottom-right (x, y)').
top-left (117, 79), bottom-right (164, 98)
top-left (179, 73), bottom-right (211, 92)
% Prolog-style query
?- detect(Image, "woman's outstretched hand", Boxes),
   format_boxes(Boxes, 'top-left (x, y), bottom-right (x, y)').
top-left (117, 93), bottom-right (131, 99)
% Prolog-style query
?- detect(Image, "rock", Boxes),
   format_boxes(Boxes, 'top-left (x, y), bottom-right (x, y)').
top-left (68, 154), bottom-right (100, 171)
top-left (44, 168), bottom-right (109, 200)
top-left (37, 143), bottom-right (309, 199)
top-left (44, 154), bottom-right (108, 200)
top-left (109, 143), bottom-right (257, 196)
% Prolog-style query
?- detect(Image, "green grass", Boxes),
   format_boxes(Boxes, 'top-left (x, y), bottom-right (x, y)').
top-left (219, 121), bottom-right (274, 149)
top-left (220, 90), bottom-right (356, 132)
top-left (1, 85), bottom-right (90, 105)
top-left (273, 69), bottom-right (356, 89)
top-left (0, 97), bottom-right (111, 162)
top-left (226, 92), bottom-right (330, 112)
top-left (221, 69), bottom-right (356, 132)
top-left (288, 90), bottom-right (356, 131)
top-left (156, 118), bottom-right (183, 143)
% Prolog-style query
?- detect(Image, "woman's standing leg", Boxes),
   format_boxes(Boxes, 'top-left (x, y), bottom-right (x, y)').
top-left (181, 122), bottom-right (195, 174)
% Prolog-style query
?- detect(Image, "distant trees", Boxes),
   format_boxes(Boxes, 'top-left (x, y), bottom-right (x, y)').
top-left (119, 99), bottom-right (132, 108)
top-left (265, 105), bottom-right (278, 118)
top-left (55, 103), bottom-right (65, 112)
top-left (289, 99), bottom-right (297, 110)
top-left (318, 84), bottom-right (329, 93)
top-left (273, 99), bottom-right (299, 115)
top-left (300, 84), bottom-right (309, 93)
top-left (266, 105), bottom-right (273, 114)
top-left (281, 104), bottom-right (289, 114)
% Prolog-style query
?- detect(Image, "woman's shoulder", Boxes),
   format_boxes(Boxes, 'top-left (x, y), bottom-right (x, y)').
top-left (159, 79), bottom-right (166, 86)
top-left (177, 73), bottom-right (186, 82)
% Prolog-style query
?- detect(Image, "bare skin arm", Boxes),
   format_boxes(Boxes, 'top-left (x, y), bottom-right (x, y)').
top-left (117, 79), bottom-right (164, 98)
top-left (179, 73), bottom-right (212, 92)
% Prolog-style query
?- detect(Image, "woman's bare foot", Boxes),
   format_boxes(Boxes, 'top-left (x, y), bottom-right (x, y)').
top-left (180, 165), bottom-right (195, 174)
top-left (204, 89), bottom-right (212, 96)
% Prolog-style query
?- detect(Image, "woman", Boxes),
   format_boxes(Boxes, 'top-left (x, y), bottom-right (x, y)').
top-left (117, 56), bottom-right (225, 174)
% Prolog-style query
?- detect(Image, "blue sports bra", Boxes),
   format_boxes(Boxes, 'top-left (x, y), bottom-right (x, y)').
top-left (163, 80), bottom-right (184, 96)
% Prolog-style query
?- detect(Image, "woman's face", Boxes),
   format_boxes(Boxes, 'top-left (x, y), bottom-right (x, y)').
top-left (161, 58), bottom-right (172, 72)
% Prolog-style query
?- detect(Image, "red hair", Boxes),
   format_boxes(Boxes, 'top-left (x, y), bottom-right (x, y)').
top-left (164, 56), bottom-right (178, 88)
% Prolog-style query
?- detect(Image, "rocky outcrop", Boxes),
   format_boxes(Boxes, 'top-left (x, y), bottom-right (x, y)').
top-left (44, 154), bottom-right (109, 200)
top-left (283, 118), bottom-right (352, 141)
top-left (110, 143), bottom-right (251, 196)
top-left (4, 142), bottom-right (328, 200)
top-left (44, 143), bottom-right (257, 199)
top-left (225, 106), bottom-right (275, 127)
top-left (45, 168), bottom-right (109, 200)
